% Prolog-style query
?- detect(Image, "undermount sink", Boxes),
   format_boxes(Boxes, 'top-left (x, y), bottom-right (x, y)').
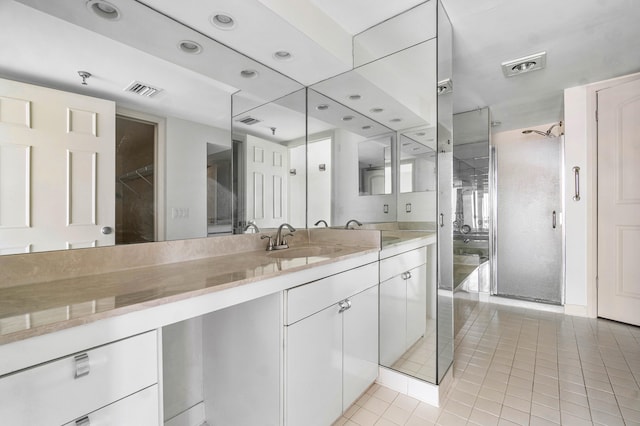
top-left (267, 246), bottom-right (341, 259)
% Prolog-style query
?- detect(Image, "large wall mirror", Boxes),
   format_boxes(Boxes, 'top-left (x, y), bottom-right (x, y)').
top-left (0, 0), bottom-right (302, 254)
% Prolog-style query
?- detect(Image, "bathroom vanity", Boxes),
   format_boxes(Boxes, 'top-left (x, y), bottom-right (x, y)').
top-left (0, 229), bottom-right (435, 425)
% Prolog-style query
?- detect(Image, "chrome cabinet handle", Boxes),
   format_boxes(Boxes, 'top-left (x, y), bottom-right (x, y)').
top-left (552, 211), bottom-right (557, 229)
top-left (401, 271), bottom-right (412, 280)
top-left (75, 416), bottom-right (90, 426)
top-left (406, 271), bottom-right (412, 280)
top-left (101, 226), bottom-right (112, 235)
top-left (572, 166), bottom-right (581, 201)
top-left (439, 213), bottom-right (444, 227)
top-left (74, 353), bottom-right (90, 379)
top-left (338, 299), bottom-right (352, 313)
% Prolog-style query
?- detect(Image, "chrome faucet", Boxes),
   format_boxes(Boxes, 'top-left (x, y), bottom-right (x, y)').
top-left (274, 223), bottom-right (296, 250)
top-left (344, 219), bottom-right (362, 229)
top-left (314, 220), bottom-right (328, 227)
top-left (243, 221), bottom-right (260, 233)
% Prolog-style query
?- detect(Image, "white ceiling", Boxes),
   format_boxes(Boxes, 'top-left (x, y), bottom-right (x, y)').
top-left (4, 0), bottom-right (640, 134)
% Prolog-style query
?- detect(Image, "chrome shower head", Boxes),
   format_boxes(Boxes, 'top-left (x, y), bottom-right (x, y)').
top-left (522, 129), bottom-right (549, 137)
top-left (522, 121), bottom-right (563, 138)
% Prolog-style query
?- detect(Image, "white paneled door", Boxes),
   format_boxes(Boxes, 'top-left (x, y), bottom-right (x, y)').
top-left (0, 78), bottom-right (115, 254)
top-left (597, 78), bottom-right (640, 326)
top-left (245, 134), bottom-right (288, 229)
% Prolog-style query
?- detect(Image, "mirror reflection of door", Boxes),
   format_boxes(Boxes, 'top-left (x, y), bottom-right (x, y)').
top-left (115, 115), bottom-right (156, 245)
top-left (0, 78), bottom-right (115, 254)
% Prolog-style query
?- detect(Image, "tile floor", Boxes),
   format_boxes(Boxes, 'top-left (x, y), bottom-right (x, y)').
top-left (334, 301), bottom-right (640, 425)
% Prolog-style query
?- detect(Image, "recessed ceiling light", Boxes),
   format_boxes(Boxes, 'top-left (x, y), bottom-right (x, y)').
top-left (390, 118), bottom-right (402, 122)
top-left (240, 69), bottom-right (258, 79)
top-left (501, 52), bottom-right (546, 77)
top-left (342, 116), bottom-right (354, 121)
top-left (316, 104), bottom-right (329, 111)
top-left (86, 0), bottom-right (121, 21)
top-left (370, 108), bottom-right (384, 113)
top-left (362, 125), bottom-right (372, 130)
top-left (273, 50), bottom-right (293, 61)
top-left (210, 13), bottom-right (236, 30)
top-left (348, 94), bottom-right (361, 101)
top-left (178, 40), bottom-right (202, 54)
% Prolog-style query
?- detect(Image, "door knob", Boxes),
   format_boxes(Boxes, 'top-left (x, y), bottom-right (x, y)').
top-left (101, 226), bottom-right (113, 235)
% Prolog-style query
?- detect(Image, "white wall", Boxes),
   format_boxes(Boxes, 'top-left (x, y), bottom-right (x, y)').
top-left (332, 128), bottom-right (395, 225)
top-left (563, 71), bottom-right (640, 317)
top-left (564, 87), bottom-right (589, 311)
top-left (307, 138), bottom-right (332, 226)
top-left (165, 117), bottom-right (230, 241)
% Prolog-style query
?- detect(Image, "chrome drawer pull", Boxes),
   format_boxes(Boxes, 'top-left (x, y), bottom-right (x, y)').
top-left (74, 353), bottom-right (90, 379)
top-left (75, 416), bottom-right (90, 426)
top-left (338, 299), bottom-right (352, 313)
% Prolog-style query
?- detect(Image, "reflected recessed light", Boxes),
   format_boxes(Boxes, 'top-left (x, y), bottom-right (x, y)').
top-left (178, 40), bottom-right (202, 54)
top-left (273, 50), bottom-right (293, 61)
top-left (86, 0), bottom-right (121, 21)
top-left (390, 118), bottom-right (402, 122)
top-left (370, 107), bottom-right (384, 113)
top-left (210, 13), bottom-right (236, 30)
top-left (316, 104), bottom-right (329, 111)
top-left (362, 125), bottom-right (372, 130)
top-left (348, 94), bottom-right (361, 101)
top-left (342, 116), bottom-right (354, 121)
top-left (240, 69), bottom-right (258, 79)
top-left (415, 132), bottom-right (426, 136)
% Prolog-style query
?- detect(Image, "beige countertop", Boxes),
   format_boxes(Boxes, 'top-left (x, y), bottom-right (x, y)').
top-left (0, 228), bottom-right (436, 347)
top-left (0, 241), bottom-right (378, 345)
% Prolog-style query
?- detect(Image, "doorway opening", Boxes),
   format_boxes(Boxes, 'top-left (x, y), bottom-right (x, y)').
top-left (115, 115), bottom-right (156, 244)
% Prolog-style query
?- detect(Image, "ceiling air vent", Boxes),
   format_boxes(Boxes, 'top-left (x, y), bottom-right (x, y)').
top-left (236, 116), bottom-right (261, 125)
top-left (124, 81), bottom-right (163, 97)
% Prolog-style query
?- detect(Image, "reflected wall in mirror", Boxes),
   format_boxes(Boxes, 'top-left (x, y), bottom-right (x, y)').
top-left (399, 128), bottom-right (436, 194)
top-left (306, 89), bottom-right (396, 226)
top-left (0, 0), bottom-right (303, 254)
top-left (358, 136), bottom-right (392, 196)
top-left (232, 88), bottom-right (307, 230)
top-left (452, 107), bottom-right (490, 336)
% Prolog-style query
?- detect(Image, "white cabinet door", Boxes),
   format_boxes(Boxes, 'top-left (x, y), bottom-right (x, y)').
top-left (343, 285), bottom-right (378, 411)
top-left (379, 275), bottom-right (407, 366)
top-left (406, 264), bottom-right (427, 348)
top-left (286, 304), bottom-right (342, 426)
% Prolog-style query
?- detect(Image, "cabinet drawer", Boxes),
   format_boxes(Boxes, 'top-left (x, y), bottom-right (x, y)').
top-left (380, 247), bottom-right (427, 282)
top-left (0, 331), bottom-right (158, 426)
top-left (286, 262), bottom-right (378, 325)
top-left (63, 385), bottom-right (159, 426)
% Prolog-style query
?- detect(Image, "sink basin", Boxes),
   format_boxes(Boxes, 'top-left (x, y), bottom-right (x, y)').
top-left (267, 246), bottom-right (341, 258)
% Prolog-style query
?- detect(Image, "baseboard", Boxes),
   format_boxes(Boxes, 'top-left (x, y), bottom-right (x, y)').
top-left (487, 295), bottom-right (564, 313)
top-left (564, 304), bottom-right (589, 317)
top-left (377, 366), bottom-right (443, 407)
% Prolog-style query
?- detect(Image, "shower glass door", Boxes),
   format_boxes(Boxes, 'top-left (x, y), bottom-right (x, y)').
top-left (494, 135), bottom-right (563, 304)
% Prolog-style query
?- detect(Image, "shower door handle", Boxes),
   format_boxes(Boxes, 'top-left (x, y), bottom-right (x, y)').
top-left (552, 211), bottom-right (557, 229)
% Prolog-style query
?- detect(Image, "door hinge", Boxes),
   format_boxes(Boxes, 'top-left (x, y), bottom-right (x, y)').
top-left (596, 276), bottom-right (599, 289)
top-left (595, 109), bottom-right (598, 122)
